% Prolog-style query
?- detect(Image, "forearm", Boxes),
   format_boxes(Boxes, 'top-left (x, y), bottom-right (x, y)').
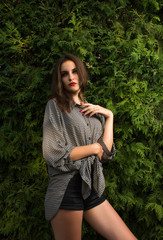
top-left (70, 143), bottom-right (101, 162)
top-left (79, 102), bottom-right (114, 153)
top-left (102, 115), bottom-right (114, 151)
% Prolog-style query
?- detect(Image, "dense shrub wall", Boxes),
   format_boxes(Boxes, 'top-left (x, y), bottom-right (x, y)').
top-left (0, 0), bottom-right (162, 239)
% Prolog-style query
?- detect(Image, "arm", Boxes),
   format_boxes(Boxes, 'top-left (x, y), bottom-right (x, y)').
top-left (102, 113), bottom-right (114, 151)
top-left (80, 103), bottom-right (114, 151)
top-left (70, 143), bottom-right (103, 161)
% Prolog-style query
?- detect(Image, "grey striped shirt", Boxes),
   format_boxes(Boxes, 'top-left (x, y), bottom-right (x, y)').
top-left (42, 99), bottom-right (115, 221)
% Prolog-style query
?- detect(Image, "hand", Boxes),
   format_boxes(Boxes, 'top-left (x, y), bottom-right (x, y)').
top-left (80, 102), bottom-right (113, 118)
top-left (93, 142), bottom-right (104, 160)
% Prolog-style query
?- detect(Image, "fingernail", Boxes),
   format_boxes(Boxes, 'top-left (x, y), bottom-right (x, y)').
top-left (82, 113), bottom-right (85, 116)
top-left (79, 110), bottom-right (82, 112)
top-left (88, 115), bottom-right (91, 118)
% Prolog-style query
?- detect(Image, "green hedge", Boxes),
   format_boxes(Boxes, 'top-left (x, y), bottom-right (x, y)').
top-left (0, 0), bottom-right (162, 239)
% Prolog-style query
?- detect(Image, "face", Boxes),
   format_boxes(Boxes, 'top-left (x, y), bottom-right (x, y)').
top-left (61, 60), bottom-right (80, 95)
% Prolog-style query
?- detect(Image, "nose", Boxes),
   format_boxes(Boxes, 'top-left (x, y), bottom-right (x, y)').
top-left (69, 72), bottom-right (74, 81)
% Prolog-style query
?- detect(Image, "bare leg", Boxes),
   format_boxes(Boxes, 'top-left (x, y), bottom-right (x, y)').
top-left (51, 210), bottom-right (83, 240)
top-left (83, 200), bottom-right (138, 240)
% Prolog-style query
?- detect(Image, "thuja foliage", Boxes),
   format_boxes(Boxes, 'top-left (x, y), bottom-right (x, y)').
top-left (0, 0), bottom-right (162, 239)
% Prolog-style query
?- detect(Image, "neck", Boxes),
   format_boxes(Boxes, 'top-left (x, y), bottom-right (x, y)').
top-left (72, 92), bottom-right (82, 105)
top-left (72, 96), bottom-right (80, 105)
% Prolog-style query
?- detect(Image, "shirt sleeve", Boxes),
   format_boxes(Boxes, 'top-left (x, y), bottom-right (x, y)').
top-left (42, 100), bottom-right (81, 172)
top-left (96, 114), bottom-right (116, 163)
top-left (97, 137), bottom-right (116, 163)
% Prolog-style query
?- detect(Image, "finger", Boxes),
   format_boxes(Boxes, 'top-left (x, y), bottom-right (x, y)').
top-left (80, 102), bottom-right (93, 107)
top-left (80, 105), bottom-right (96, 113)
top-left (82, 109), bottom-right (94, 116)
top-left (83, 107), bottom-right (99, 116)
top-left (88, 109), bottom-right (102, 117)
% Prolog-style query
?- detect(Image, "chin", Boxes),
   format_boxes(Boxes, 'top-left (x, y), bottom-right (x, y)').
top-left (67, 87), bottom-right (80, 93)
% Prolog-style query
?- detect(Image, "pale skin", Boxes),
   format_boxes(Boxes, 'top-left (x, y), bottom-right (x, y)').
top-left (51, 60), bottom-right (138, 240)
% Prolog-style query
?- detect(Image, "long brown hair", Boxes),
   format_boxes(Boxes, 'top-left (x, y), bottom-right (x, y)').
top-left (51, 54), bottom-right (88, 112)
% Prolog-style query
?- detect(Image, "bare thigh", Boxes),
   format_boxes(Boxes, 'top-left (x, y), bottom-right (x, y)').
top-left (83, 200), bottom-right (138, 240)
top-left (51, 210), bottom-right (83, 240)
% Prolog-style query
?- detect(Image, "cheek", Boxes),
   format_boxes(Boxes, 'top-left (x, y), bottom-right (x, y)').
top-left (61, 78), bottom-right (67, 86)
top-left (62, 79), bottom-right (70, 90)
top-left (76, 75), bottom-right (80, 83)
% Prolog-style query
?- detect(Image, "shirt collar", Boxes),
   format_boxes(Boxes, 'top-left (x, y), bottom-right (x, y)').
top-left (72, 100), bottom-right (87, 108)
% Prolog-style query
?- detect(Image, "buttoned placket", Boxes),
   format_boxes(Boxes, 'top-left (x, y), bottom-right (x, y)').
top-left (75, 103), bottom-right (92, 144)
top-left (84, 116), bottom-right (92, 143)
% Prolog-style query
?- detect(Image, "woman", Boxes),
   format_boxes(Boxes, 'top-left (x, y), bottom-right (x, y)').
top-left (42, 54), bottom-right (137, 240)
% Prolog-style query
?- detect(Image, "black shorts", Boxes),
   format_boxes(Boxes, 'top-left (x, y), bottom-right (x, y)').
top-left (59, 173), bottom-right (105, 211)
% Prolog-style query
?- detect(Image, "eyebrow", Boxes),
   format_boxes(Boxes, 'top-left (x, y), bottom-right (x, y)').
top-left (61, 67), bottom-right (77, 73)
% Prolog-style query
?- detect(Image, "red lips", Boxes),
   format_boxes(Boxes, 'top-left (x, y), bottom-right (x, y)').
top-left (69, 82), bottom-right (77, 86)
